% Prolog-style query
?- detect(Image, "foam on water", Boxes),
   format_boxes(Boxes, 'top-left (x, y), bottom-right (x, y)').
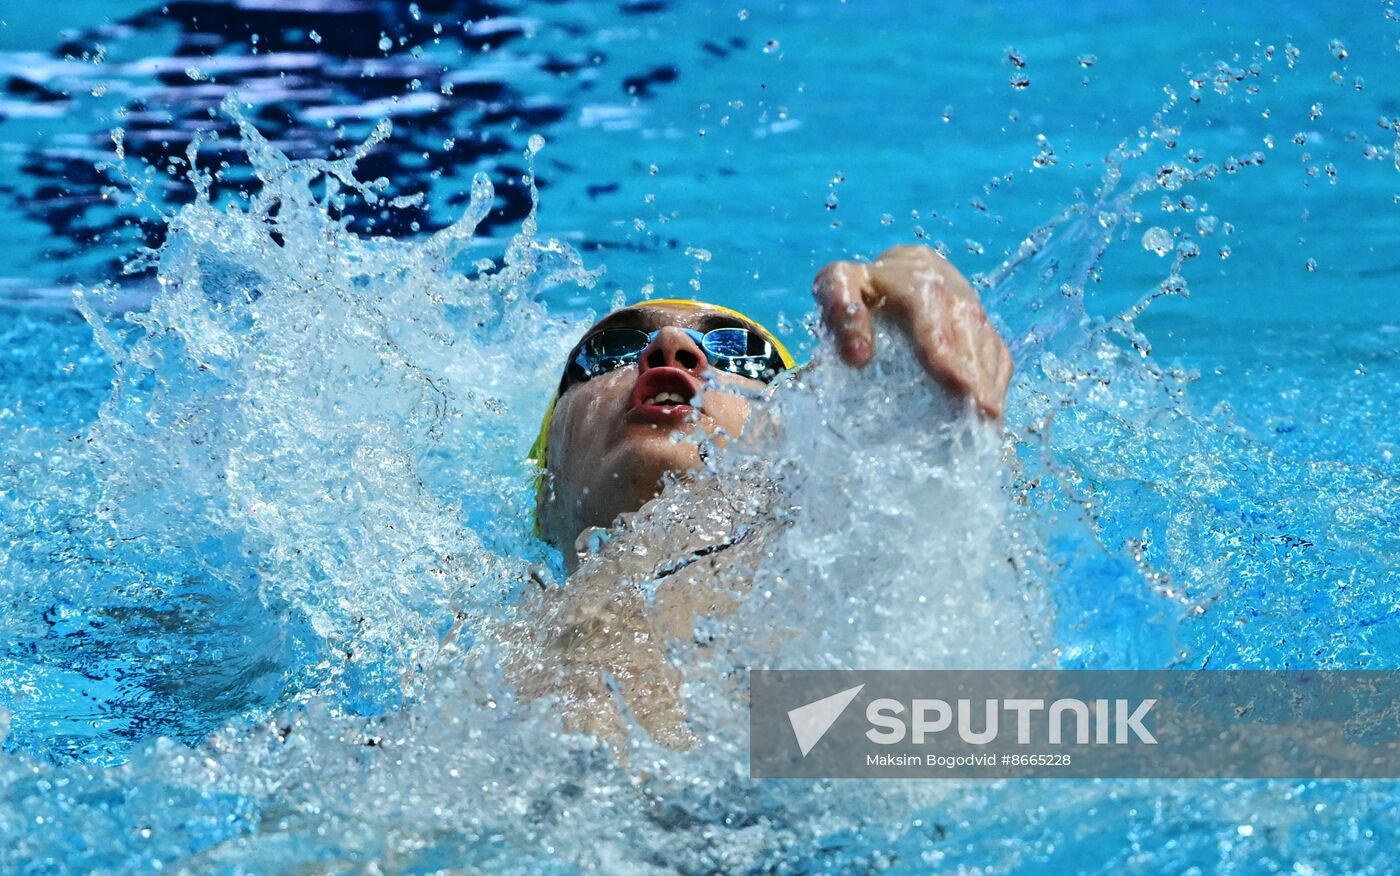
top-left (1, 49), bottom-right (1397, 871)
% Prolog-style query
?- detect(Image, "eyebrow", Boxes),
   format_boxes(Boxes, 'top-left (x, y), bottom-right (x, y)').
top-left (695, 312), bottom-right (752, 332)
top-left (583, 308), bottom-right (650, 334)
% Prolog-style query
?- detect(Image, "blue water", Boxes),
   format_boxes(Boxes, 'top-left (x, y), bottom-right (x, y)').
top-left (1, 0), bottom-right (1397, 872)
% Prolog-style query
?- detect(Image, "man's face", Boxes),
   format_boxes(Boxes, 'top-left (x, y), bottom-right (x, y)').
top-left (538, 303), bottom-right (771, 553)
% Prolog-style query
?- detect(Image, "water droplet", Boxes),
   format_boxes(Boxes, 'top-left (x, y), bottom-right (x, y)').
top-left (1009, 73), bottom-right (1031, 90)
top-left (648, 164), bottom-right (659, 176)
top-left (1328, 38), bottom-right (1347, 60)
top-left (880, 213), bottom-right (894, 226)
top-left (1142, 226), bottom-right (1173, 256)
top-left (378, 35), bottom-right (393, 52)
top-left (1308, 102), bottom-right (1324, 121)
top-left (1305, 258), bottom-right (1318, 272)
top-left (1155, 163), bottom-right (1190, 191)
top-left (1218, 245), bottom-right (1232, 260)
top-left (1077, 53), bottom-right (1097, 68)
top-left (1005, 47), bottom-right (1026, 69)
top-left (309, 29), bottom-right (321, 44)
top-left (964, 238), bottom-right (984, 255)
top-left (737, 8), bottom-right (749, 20)
top-left (184, 66), bottom-right (207, 81)
top-left (409, 2), bottom-right (421, 20)
top-left (824, 192), bottom-right (839, 210)
top-left (763, 39), bottom-right (780, 53)
top-left (941, 105), bottom-right (953, 122)
top-left (1284, 43), bottom-right (1301, 68)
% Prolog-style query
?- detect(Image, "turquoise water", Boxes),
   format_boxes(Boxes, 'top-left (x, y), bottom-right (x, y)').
top-left (0, 1), bottom-right (1397, 872)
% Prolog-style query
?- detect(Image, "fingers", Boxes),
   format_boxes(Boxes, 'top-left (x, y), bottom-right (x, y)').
top-left (880, 246), bottom-right (1011, 418)
top-left (816, 245), bottom-right (1014, 420)
top-left (963, 317), bottom-right (1011, 420)
top-left (812, 260), bottom-right (875, 366)
top-left (989, 333), bottom-right (1014, 419)
top-left (911, 288), bottom-right (1012, 420)
top-left (871, 244), bottom-right (977, 303)
top-left (910, 305), bottom-right (976, 402)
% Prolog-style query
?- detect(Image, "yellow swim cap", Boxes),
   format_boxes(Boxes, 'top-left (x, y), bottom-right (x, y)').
top-left (526, 299), bottom-right (796, 529)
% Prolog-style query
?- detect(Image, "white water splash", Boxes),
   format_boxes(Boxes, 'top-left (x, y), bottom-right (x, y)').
top-left (2, 36), bottom-right (1398, 867)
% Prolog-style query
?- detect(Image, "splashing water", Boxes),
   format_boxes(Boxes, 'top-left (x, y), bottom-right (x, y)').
top-left (1, 49), bottom-right (1398, 874)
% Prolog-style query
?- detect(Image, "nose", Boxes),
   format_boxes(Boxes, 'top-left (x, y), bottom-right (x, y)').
top-left (639, 326), bottom-right (709, 376)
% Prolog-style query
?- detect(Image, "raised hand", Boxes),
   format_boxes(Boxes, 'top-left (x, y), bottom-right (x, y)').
top-left (813, 244), bottom-right (1013, 419)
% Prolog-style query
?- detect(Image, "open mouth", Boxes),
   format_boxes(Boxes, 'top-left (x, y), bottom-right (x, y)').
top-left (628, 367), bottom-right (703, 423)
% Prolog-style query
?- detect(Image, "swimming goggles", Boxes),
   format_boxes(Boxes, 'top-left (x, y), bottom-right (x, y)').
top-left (558, 325), bottom-right (789, 394)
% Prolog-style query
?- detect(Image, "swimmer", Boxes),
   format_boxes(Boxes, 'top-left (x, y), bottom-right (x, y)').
top-left (505, 244), bottom-right (1013, 747)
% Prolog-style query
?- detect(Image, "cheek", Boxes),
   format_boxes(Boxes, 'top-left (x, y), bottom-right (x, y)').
top-left (705, 390), bottom-right (753, 437)
top-left (549, 376), bottom-right (633, 470)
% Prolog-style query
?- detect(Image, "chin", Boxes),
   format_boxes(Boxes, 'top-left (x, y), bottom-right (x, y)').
top-left (552, 432), bottom-right (700, 539)
top-left (606, 426), bottom-right (704, 483)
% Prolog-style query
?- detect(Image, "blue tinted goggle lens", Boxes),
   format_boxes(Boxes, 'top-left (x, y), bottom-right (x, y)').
top-left (700, 327), bottom-right (753, 358)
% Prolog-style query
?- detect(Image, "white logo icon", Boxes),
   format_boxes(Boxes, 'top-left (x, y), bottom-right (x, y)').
top-left (787, 684), bottom-right (864, 757)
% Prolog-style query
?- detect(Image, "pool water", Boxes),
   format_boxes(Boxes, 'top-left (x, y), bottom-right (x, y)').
top-left (1, 0), bottom-right (1397, 872)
